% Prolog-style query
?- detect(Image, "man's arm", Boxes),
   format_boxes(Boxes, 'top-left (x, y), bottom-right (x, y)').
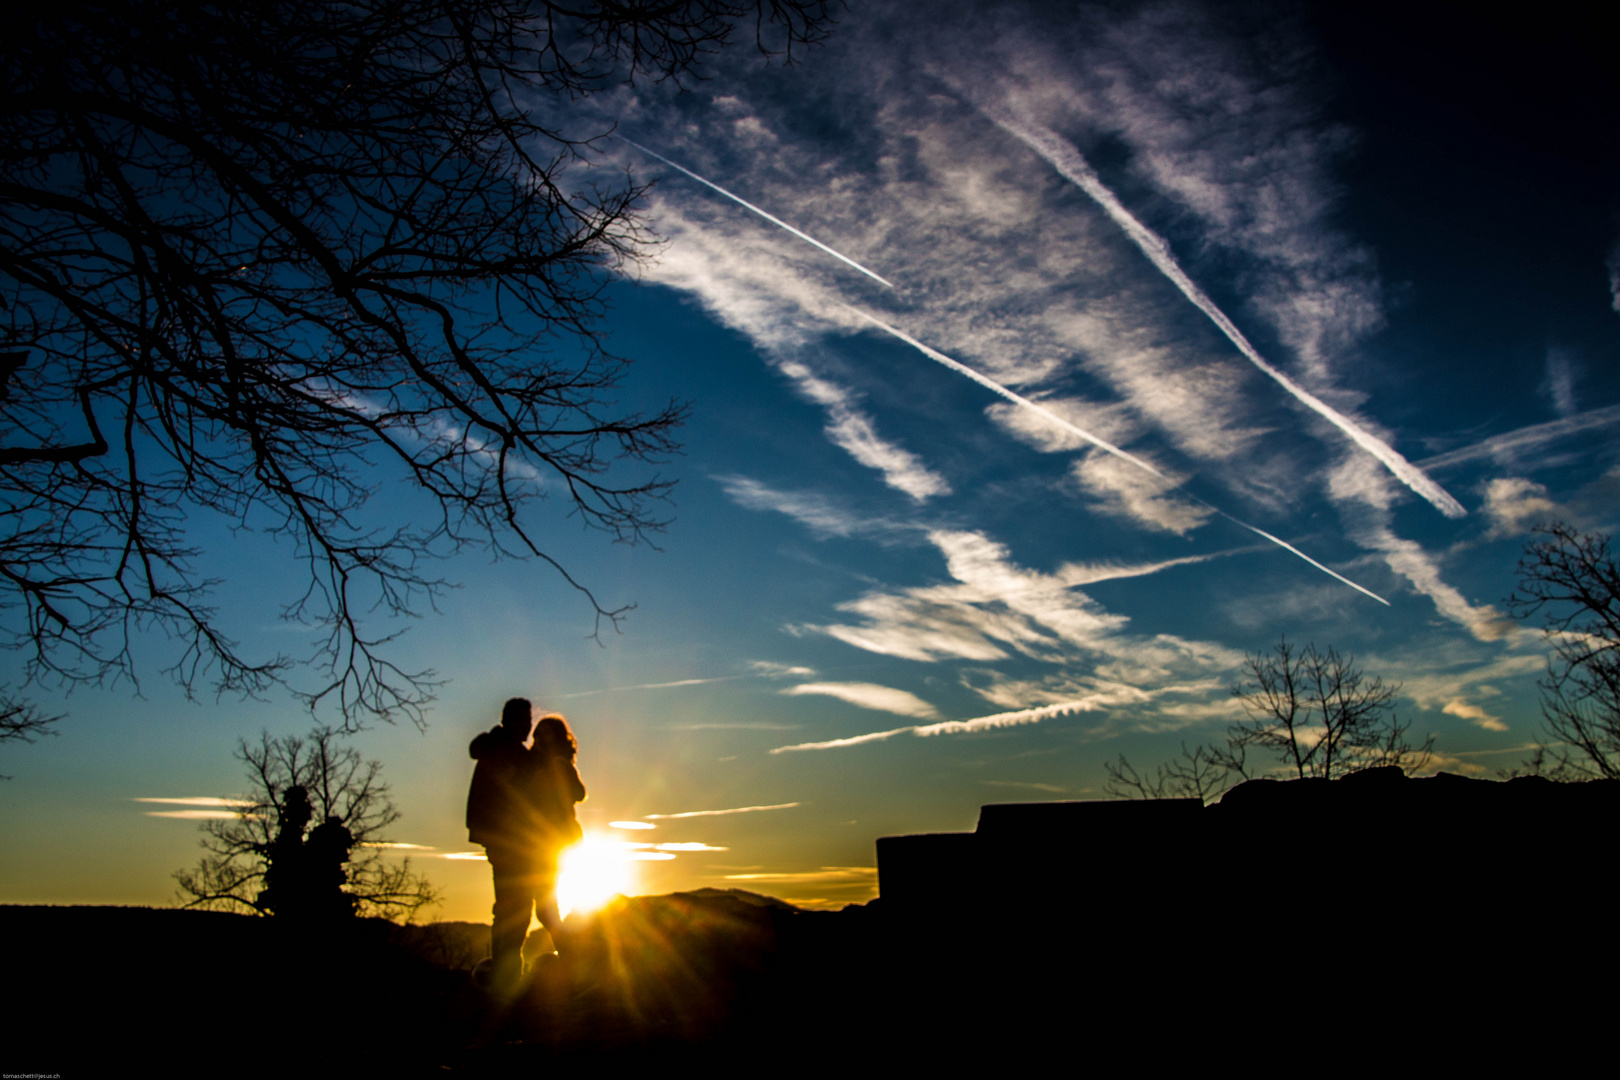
top-left (469, 729), bottom-right (503, 759)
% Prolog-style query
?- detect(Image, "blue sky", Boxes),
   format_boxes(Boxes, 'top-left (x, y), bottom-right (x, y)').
top-left (4, 0), bottom-right (1618, 919)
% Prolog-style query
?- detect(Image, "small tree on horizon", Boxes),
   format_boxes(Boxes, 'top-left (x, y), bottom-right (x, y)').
top-left (175, 726), bottom-right (437, 921)
top-left (1106, 637), bottom-right (1434, 801)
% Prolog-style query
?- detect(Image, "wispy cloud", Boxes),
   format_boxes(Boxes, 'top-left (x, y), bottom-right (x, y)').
top-left (567, 658), bottom-right (820, 699)
top-left (843, 310), bottom-right (1383, 599)
top-left (807, 529), bottom-right (1130, 663)
top-left (1442, 698), bottom-right (1509, 732)
top-left (1481, 477), bottom-right (1558, 540)
top-left (645, 802), bottom-right (802, 819)
top-left (1416, 405), bottom-right (1620, 473)
top-left (774, 358), bottom-right (951, 501)
top-left (782, 681), bottom-right (942, 719)
top-left (137, 796), bottom-right (252, 819)
top-left (1608, 241), bottom-right (1620, 313)
top-left (669, 722), bottom-right (801, 731)
top-left (1330, 457), bottom-right (1513, 639)
top-left (563, 676), bottom-right (744, 698)
top-left (1387, 649), bottom-right (1546, 714)
top-left (981, 104), bottom-right (1466, 521)
top-left (1072, 453), bottom-right (1210, 535)
top-left (804, 527), bottom-right (1307, 667)
top-left (1541, 348), bottom-right (1581, 418)
top-left (748, 661), bottom-right (818, 678)
top-left (719, 867), bottom-right (876, 884)
top-left (142, 809), bottom-right (243, 820)
top-left (716, 475), bottom-right (912, 540)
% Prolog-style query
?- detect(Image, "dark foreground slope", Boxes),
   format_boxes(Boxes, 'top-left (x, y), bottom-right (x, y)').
top-left (9, 773), bottom-right (1616, 1072)
top-left (2, 904), bottom-right (481, 1075)
top-left (1, 891), bottom-right (890, 1075)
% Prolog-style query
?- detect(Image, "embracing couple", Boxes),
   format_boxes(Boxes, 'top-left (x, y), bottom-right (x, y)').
top-left (465, 697), bottom-right (586, 986)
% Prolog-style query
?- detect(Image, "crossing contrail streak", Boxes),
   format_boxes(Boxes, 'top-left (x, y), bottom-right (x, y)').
top-left (849, 306), bottom-right (1388, 604)
top-left (1219, 517), bottom-right (1390, 605)
top-left (846, 307), bottom-right (1166, 477)
top-left (621, 138), bottom-right (895, 289)
top-left (982, 106), bottom-right (1466, 520)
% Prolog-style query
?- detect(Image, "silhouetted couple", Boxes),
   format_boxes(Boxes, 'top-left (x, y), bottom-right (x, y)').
top-left (466, 698), bottom-right (585, 986)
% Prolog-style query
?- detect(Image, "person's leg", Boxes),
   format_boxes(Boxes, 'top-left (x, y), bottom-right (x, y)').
top-left (531, 856), bottom-right (563, 955)
top-left (487, 846), bottom-right (530, 984)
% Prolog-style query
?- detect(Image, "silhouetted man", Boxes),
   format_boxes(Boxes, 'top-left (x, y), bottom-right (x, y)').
top-left (466, 697), bottom-right (535, 987)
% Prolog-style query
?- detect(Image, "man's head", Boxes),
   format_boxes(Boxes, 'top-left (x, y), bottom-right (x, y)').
top-left (500, 697), bottom-right (534, 739)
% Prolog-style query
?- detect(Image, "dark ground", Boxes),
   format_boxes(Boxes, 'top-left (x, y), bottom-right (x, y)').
top-left (9, 774), bottom-right (1617, 1074)
top-left (3, 891), bottom-right (899, 1076)
top-left (6, 879), bottom-right (1602, 1076)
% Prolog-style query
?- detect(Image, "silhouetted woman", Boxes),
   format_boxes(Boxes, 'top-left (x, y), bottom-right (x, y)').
top-left (523, 713), bottom-right (586, 950)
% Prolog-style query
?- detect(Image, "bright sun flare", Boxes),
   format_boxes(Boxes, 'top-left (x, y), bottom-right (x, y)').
top-left (555, 835), bottom-right (635, 919)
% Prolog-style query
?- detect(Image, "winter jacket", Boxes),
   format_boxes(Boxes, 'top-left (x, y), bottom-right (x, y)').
top-left (465, 726), bottom-right (527, 846)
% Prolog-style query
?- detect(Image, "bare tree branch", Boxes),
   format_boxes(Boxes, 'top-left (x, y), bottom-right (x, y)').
top-left (1509, 522), bottom-right (1620, 780)
top-left (0, 1), bottom-right (839, 731)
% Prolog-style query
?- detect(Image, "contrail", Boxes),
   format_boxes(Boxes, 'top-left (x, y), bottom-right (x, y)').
top-left (644, 802), bottom-right (802, 819)
top-left (771, 701), bottom-right (1092, 753)
top-left (769, 726), bottom-right (915, 753)
top-left (1219, 517), bottom-right (1389, 605)
top-left (982, 105), bottom-right (1466, 520)
top-left (913, 700), bottom-right (1092, 736)
top-left (563, 675), bottom-right (743, 698)
top-left (134, 797), bottom-right (254, 807)
top-left (849, 306), bottom-right (1389, 604)
top-left (846, 307), bottom-right (1166, 477)
top-left (620, 137), bottom-right (895, 289)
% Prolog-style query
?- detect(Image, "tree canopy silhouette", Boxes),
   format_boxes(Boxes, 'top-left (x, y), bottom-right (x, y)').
top-left (1510, 522), bottom-right (1620, 780)
top-left (0, 0), bottom-right (837, 730)
top-left (175, 725), bottom-right (437, 920)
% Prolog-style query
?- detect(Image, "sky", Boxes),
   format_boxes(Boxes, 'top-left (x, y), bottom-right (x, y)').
top-left (3, 0), bottom-right (1618, 921)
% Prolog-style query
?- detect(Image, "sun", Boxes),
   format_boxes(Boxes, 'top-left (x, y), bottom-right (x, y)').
top-left (555, 835), bottom-right (636, 919)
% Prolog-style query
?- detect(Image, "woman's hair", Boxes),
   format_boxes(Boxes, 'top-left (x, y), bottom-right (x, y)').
top-left (532, 713), bottom-right (577, 761)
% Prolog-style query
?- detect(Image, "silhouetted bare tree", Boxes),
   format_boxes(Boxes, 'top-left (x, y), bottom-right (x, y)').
top-left (1509, 522), bottom-right (1620, 780)
top-left (0, 1), bottom-right (838, 730)
top-left (1223, 638), bottom-right (1431, 781)
top-left (1107, 638), bottom-right (1433, 800)
top-left (1103, 742), bottom-right (1232, 801)
top-left (175, 726), bottom-right (438, 920)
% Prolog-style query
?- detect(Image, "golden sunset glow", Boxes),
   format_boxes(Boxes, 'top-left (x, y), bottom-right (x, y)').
top-left (555, 835), bottom-right (635, 918)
